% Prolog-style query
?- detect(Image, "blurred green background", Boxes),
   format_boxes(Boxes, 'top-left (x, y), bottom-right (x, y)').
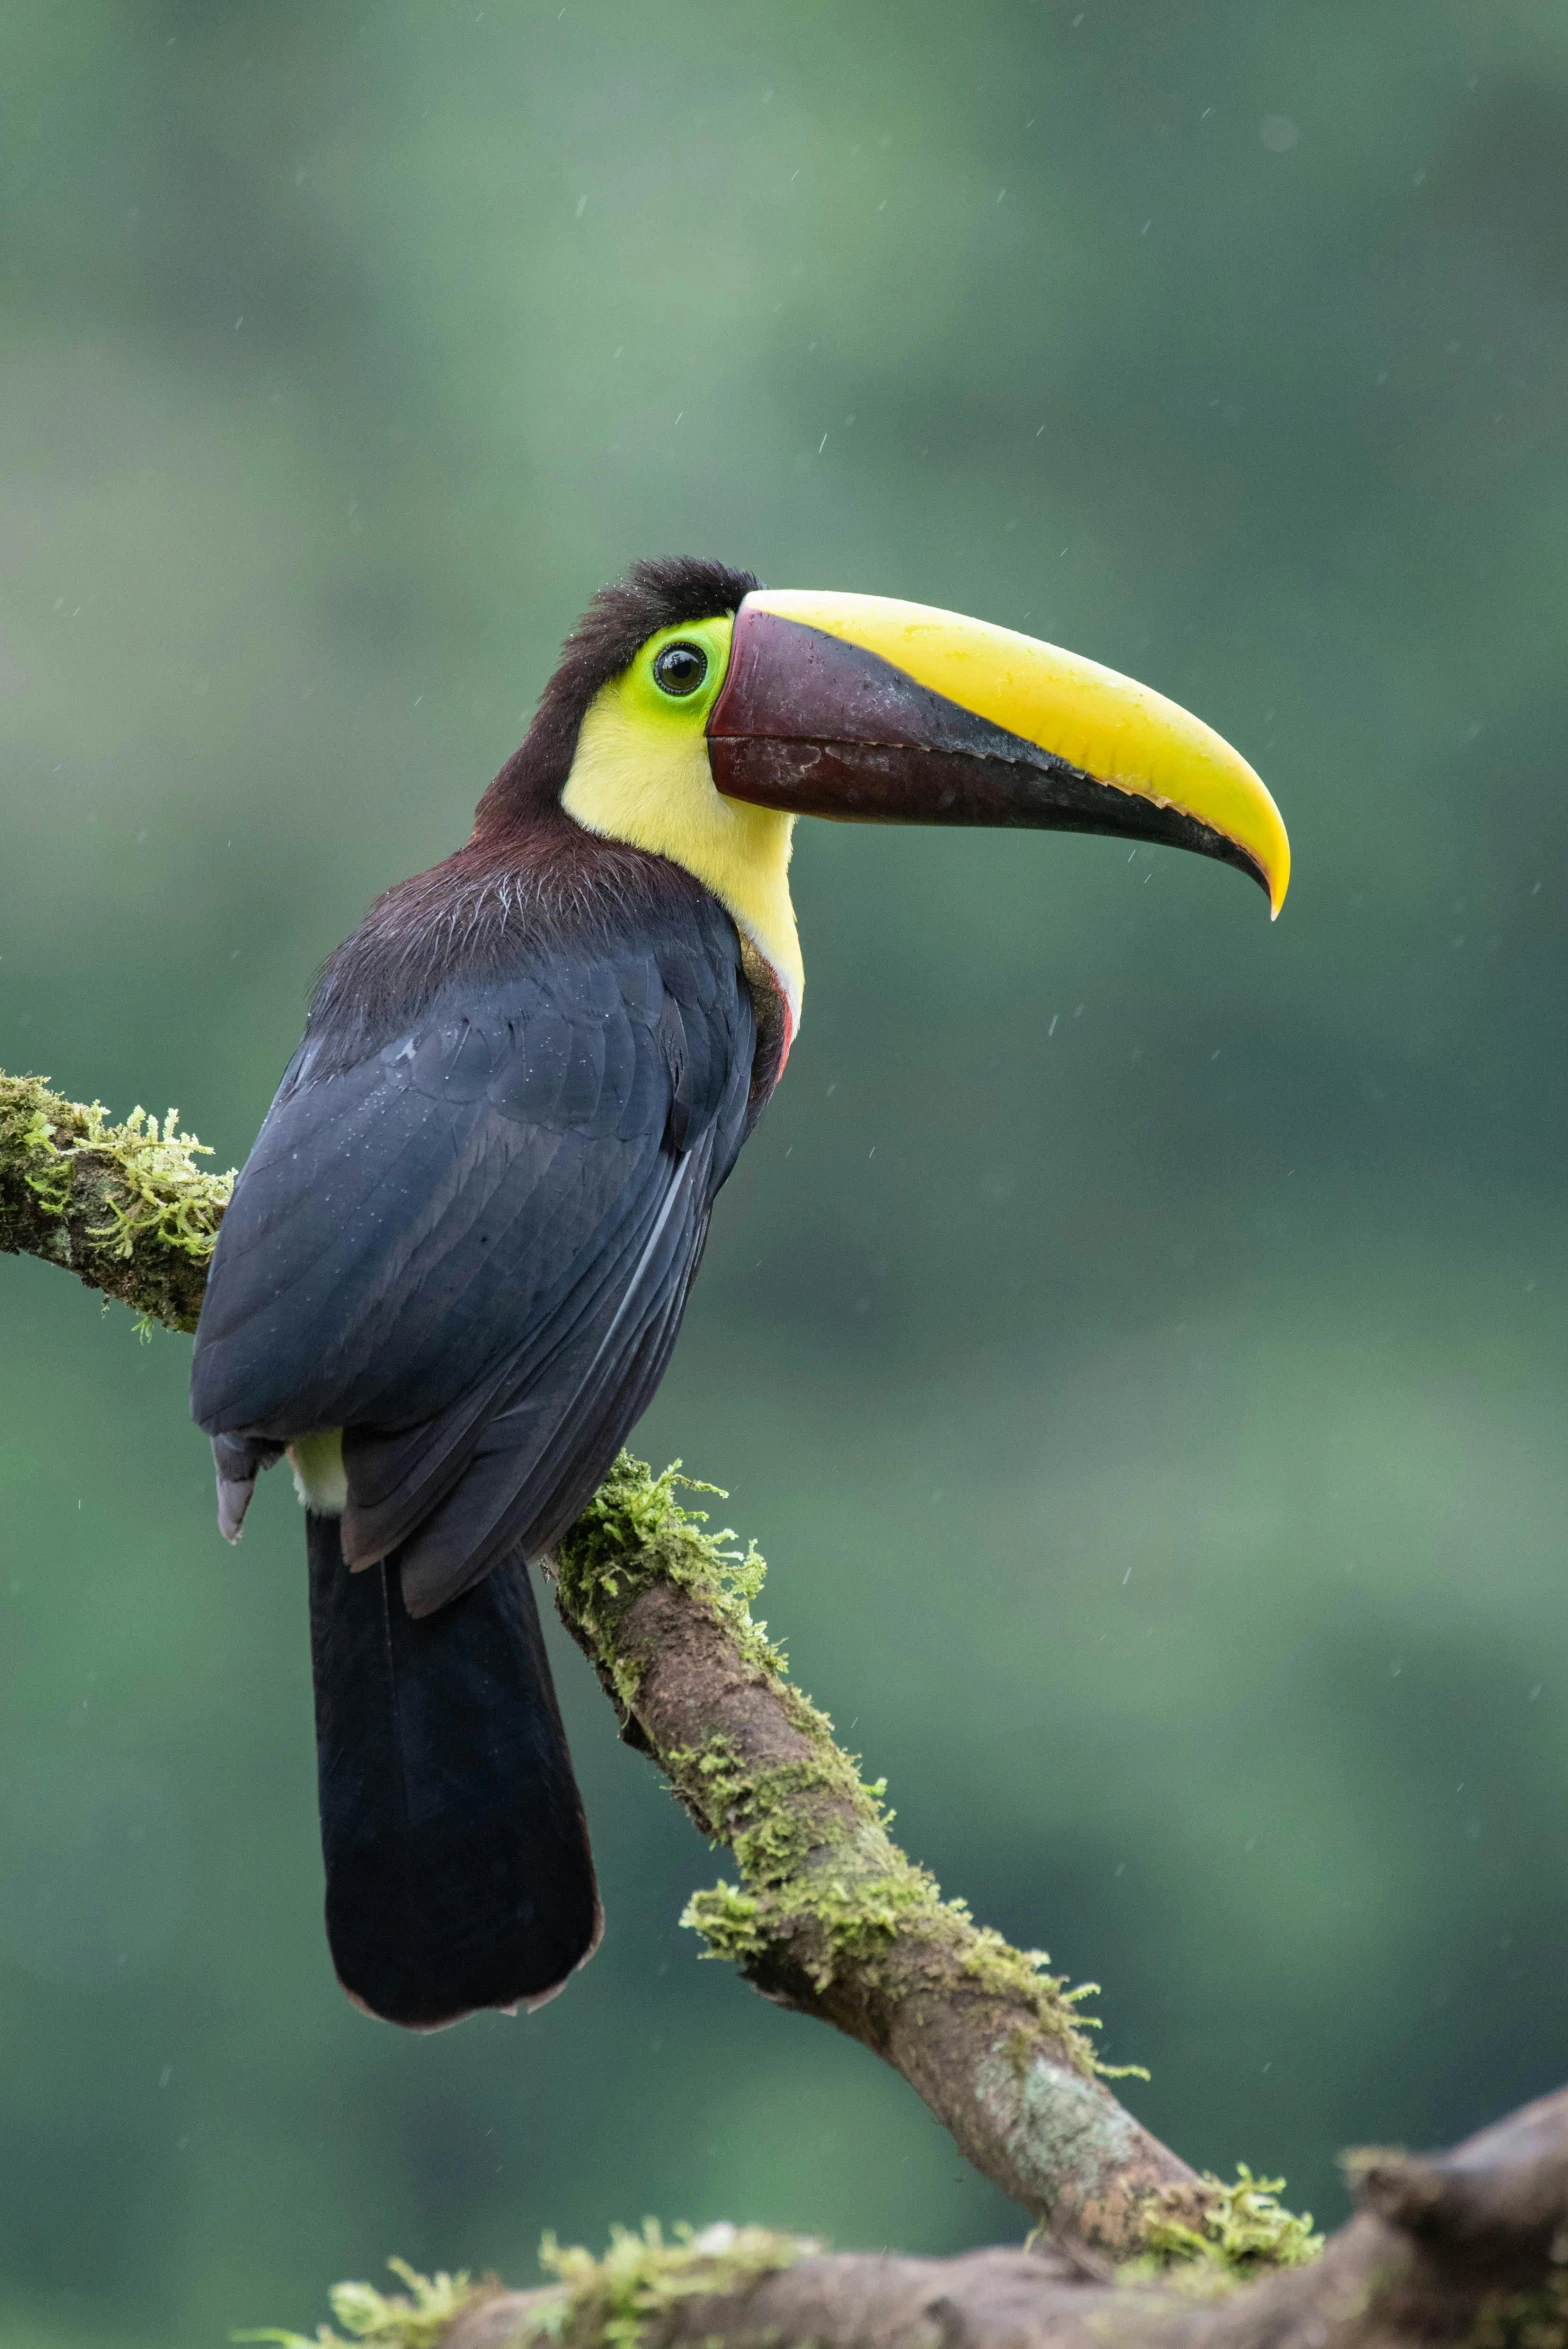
top-left (3, 2), bottom-right (1568, 2341)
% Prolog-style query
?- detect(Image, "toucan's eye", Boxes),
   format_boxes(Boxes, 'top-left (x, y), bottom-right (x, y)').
top-left (652, 641), bottom-right (709, 698)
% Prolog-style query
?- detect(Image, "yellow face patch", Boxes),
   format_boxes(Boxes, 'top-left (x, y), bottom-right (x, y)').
top-left (561, 615), bottom-right (804, 1019)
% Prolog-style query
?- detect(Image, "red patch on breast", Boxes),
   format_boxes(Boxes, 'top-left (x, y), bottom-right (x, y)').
top-left (738, 940), bottom-right (795, 1106)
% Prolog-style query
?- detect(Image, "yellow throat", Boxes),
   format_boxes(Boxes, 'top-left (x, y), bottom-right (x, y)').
top-left (560, 617), bottom-right (804, 1025)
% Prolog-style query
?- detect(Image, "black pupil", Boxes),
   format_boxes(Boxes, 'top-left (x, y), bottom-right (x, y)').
top-left (653, 641), bottom-right (708, 696)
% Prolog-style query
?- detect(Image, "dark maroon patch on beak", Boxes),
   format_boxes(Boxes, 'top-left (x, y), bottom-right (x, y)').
top-left (707, 607), bottom-right (1269, 893)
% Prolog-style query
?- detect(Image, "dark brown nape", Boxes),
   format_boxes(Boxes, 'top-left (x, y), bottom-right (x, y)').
top-left (301, 559), bottom-right (760, 1067)
top-left (474, 556), bottom-right (762, 836)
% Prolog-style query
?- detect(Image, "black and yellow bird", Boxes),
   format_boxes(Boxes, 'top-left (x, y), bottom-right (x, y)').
top-left (190, 557), bottom-right (1289, 2031)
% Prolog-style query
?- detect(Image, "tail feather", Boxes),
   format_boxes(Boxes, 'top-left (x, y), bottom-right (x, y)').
top-left (306, 1512), bottom-right (600, 2029)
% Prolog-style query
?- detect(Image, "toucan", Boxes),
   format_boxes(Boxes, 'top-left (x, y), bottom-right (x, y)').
top-left (190, 557), bottom-right (1289, 2030)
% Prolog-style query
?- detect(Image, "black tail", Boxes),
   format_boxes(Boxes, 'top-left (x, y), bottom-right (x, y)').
top-left (306, 1512), bottom-right (601, 2029)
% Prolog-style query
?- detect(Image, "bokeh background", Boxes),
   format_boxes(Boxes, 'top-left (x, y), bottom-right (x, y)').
top-left (3, 3), bottom-right (1567, 2341)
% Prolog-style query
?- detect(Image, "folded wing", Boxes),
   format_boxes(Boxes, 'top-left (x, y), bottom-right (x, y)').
top-left (191, 910), bottom-right (754, 1612)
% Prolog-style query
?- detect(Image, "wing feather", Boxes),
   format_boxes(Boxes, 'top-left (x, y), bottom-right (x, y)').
top-left (192, 910), bottom-right (753, 1601)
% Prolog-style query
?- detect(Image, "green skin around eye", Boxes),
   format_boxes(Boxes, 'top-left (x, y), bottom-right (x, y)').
top-left (628, 616), bottom-right (735, 730)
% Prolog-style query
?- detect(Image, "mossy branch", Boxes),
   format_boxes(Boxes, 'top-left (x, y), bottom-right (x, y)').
top-left (0, 1069), bottom-right (1282, 2264)
top-left (262, 2089), bottom-right (1568, 2349)
top-left (15, 1068), bottom-right (1568, 2342)
top-left (0, 1071), bottom-right (231, 1332)
top-left (554, 1458), bottom-right (1204, 2249)
top-left (15, 1075), bottom-right (1568, 2339)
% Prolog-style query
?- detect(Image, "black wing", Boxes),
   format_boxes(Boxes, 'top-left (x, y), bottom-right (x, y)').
top-left (192, 910), bottom-right (754, 1612)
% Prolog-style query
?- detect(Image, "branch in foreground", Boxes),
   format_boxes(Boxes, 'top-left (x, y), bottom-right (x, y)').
top-left (257, 2086), bottom-right (1568, 2349)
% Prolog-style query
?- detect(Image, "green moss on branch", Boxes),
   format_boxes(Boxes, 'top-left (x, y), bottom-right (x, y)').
top-left (1125, 2167), bottom-right (1323, 2281)
top-left (237, 2257), bottom-right (491, 2348)
top-left (557, 1460), bottom-right (1098, 2051)
top-left (538, 2220), bottom-right (813, 2349)
top-left (0, 1071), bottom-right (230, 1332)
top-left (551, 1459), bottom-right (1240, 2253)
top-left (247, 2229), bottom-right (813, 2349)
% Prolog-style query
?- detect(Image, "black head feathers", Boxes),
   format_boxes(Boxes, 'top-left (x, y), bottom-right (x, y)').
top-left (478, 557), bottom-right (762, 830)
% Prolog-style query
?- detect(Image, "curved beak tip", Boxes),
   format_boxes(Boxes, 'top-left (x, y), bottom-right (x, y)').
top-left (1261, 830), bottom-right (1291, 921)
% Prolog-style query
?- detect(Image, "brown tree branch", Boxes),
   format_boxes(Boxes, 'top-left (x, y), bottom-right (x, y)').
top-left (428, 2086), bottom-right (1568, 2349)
top-left (20, 1061), bottom-right (1568, 2342)
top-left (258, 2088), bottom-right (1568, 2349)
top-left (24, 1062), bottom-right (1534, 2342)
top-left (553, 1460), bottom-right (1202, 2248)
top-left (2, 1065), bottom-right (1205, 2255)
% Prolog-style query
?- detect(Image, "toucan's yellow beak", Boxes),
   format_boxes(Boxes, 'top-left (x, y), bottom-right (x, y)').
top-left (708, 588), bottom-right (1289, 916)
